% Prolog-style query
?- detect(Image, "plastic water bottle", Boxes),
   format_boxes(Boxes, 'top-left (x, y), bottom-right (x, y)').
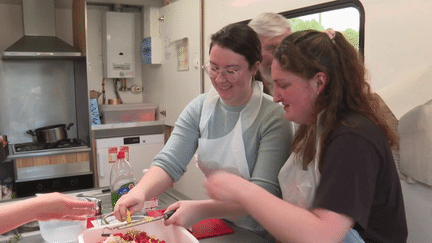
top-left (110, 151), bottom-right (136, 208)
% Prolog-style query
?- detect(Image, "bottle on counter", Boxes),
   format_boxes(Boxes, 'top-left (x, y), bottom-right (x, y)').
top-left (110, 151), bottom-right (136, 208)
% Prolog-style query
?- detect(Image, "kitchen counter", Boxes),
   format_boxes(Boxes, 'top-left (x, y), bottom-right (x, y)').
top-left (92, 120), bottom-right (164, 139)
top-left (0, 187), bottom-right (270, 243)
top-left (92, 120), bottom-right (164, 130)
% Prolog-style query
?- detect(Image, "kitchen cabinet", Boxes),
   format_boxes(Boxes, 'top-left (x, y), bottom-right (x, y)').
top-left (128, 0), bottom-right (202, 126)
top-left (154, 0), bottom-right (202, 126)
top-left (142, 6), bottom-right (162, 64)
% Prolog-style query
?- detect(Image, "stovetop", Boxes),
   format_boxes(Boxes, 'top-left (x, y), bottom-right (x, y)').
top-left (12, 138), bottom-right (88, 154)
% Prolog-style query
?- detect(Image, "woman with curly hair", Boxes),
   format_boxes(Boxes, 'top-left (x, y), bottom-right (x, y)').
top-left (205, 29), bottom-right (407, 243)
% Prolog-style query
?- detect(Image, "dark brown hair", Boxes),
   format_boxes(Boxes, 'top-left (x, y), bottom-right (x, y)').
top-left (273, 30), bottom-right (398, 170)
top-left (210, 23), bottom-right (263, 69)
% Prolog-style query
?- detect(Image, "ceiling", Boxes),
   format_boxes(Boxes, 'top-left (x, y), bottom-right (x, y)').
top-left (0, 0), bottom-right (165, 9)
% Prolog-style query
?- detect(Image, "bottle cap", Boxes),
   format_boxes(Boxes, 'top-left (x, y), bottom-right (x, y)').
top-left (117, 151), bottom-right (125, 159)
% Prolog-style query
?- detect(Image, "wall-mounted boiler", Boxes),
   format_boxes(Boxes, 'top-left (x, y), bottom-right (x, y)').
top-left (102, 12), bottom-right (135, 78)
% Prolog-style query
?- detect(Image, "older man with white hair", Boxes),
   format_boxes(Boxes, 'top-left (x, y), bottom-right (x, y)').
top-left (249, 12), bottom-right (291, 95)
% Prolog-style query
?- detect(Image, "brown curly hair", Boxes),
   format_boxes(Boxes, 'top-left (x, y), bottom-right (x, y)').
top-left (273, 30), bottom-right (398, 170)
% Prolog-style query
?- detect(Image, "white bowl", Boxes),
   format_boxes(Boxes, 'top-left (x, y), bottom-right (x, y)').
top-left (79, 219), bottom-right (198, 243)
top-left (39, 219), bottom-right (86, 243)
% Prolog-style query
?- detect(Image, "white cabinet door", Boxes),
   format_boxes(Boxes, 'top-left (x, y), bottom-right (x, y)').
top-left (96, 134), bottom-right (164, 188)
top-left (128, 138), bottom-right (164, 183)
top-left (159, 0), bottom-right (202, 126)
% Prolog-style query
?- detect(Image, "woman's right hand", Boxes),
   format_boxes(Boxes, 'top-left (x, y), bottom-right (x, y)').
top-left (113, 187), bottom-right (146, 222)
top-left (113, 166), bottom-right (175, 222)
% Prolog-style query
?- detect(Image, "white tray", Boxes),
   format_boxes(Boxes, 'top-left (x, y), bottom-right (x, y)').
top-left (79, 219), bottom-right (198, 243)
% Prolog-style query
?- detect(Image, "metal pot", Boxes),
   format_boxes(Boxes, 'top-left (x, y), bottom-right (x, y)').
top-left (27, 123), bottom-right (74, 144)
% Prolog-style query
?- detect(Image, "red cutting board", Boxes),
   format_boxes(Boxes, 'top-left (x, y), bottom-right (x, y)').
top-left (190, 218), bottom-right (234, 239)
top-left (147, 209), bottom-right (234, 240)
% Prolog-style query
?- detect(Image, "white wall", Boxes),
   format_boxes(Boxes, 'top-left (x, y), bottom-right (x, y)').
top-left (363, 0), bottom-right (432, 119)
top-left (203, 0), bottom-right (432, 242)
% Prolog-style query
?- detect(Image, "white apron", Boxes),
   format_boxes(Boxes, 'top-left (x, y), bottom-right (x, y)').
top-left (197, 81), bottom-right (263, 179)
top-left (278, 149), bottom-right (321, 209)
top-left (278, 123), bottom-right (364, 243)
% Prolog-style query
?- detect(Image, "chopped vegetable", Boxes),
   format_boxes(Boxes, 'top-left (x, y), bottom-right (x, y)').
top-left (126, 209), bottom-right (132, 224)
top-left (99, 230), bottom-right (166, 243)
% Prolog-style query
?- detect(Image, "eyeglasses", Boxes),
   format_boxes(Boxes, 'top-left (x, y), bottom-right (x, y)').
top-left (202, 62), bottom-right (248, 82)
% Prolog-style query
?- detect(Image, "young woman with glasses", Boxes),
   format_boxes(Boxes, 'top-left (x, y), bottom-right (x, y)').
top-left (114, 23), bottom-right (294, 240)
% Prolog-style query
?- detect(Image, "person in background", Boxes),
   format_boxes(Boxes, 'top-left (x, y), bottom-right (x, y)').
top-left (114, 23), bottom-right (293, 240)
top-left (205, 29), bottom-right (408, 243)
top-left (0, 192), bottom-right (96, 235)
top-left (249, 12), bottom-right (291, 95)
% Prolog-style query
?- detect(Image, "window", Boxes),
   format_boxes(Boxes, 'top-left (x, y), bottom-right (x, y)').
top-left (280, 0), bottom-right (365, 55)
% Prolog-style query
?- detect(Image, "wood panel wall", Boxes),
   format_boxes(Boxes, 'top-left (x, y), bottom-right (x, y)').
top-left (72, 0), bottom-right (86, 54)
top-left (16, 152), bottom-right (90, 168)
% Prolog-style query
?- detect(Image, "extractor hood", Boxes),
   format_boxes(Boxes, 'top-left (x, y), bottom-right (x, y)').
top-left (2, 0), bottom-right (83, 60)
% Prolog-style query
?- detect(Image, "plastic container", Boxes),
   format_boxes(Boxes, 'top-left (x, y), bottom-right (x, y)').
top-left (79, 218), bottom-right (198, 243)
top-left (39, 220), bottom-right (86, 243)
top-left (110, 151), bottom-right (136, 208)
top-left (99, 103), bottom-right (157, 124)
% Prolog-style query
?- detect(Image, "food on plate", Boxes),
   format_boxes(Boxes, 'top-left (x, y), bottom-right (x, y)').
top-left (99, 230), bottom-right (166, 243)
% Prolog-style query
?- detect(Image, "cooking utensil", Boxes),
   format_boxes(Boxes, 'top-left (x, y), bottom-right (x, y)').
top-left (118, 210), bottom-right (176, 229)
top-left (101, 209), bottom-right (176, 233)
top-left (26, 123), bottom-right (74, 144)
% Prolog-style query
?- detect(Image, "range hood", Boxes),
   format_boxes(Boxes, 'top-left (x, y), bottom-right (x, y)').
top-left (2, 0), bottom-right (83, 60)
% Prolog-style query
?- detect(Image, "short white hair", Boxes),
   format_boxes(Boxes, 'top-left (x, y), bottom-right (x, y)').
top-left (248, 12), bottom-right (291, 38)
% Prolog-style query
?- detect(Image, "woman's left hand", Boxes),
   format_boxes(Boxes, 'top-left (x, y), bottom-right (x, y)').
top-left (205, 171), bottom-right (249, 203)
top-left (163, 200), bottom-right (209, 229)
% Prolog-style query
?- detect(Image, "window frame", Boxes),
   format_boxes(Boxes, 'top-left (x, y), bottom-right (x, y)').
top-left (241, 0), bottom-right (365, 58)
